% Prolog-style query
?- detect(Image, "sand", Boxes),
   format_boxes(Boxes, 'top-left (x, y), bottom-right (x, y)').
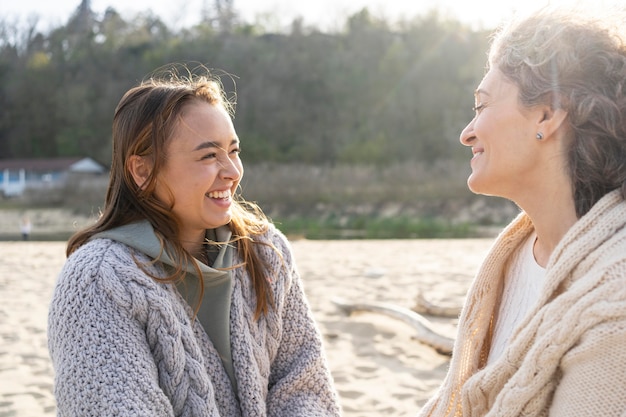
top-left (0, 238), bottom-right (493, 417)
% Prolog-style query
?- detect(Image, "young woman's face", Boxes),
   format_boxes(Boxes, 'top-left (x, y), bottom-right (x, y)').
top-left (155, 100), bottom-right (243, 245)
top-left (459, 67), bottom-right (541, 199)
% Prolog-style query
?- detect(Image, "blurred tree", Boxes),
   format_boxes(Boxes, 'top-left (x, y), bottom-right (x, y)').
top-left (0, 3), bottom-right (489, 167)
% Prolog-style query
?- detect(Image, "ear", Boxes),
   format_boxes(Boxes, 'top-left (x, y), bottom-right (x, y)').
top-left (537, 106), bottom-right (569, 140)
top-left (127, 155), bottom-right (152, 189)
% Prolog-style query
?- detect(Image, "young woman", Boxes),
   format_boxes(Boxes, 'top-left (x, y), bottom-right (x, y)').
top-left (419, 7), bottom-right (626, 416)
top-left (47, 67), bottom-right (341, 416)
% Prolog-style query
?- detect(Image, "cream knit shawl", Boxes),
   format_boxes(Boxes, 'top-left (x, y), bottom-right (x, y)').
top-left (419, 190), bottom-right (626, 416)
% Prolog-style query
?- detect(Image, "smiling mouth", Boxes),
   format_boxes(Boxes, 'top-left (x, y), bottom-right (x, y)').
top-left (206, 189), bottom-right (231, 199)
top-left (472, 147), bottom-right (484, 157)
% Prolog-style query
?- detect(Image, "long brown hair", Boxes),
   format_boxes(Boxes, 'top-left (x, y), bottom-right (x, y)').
top-left (67, 65), bottom-right (275, 318)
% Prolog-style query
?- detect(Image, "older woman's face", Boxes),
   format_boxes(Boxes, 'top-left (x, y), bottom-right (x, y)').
top-left (154, 101), bottom-right (243, 246)
top-left (459, 67), bottom-right (544, 200)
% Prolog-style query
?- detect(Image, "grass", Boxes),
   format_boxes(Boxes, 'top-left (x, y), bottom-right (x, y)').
top-left (274, 215), bottom-right (476, 239)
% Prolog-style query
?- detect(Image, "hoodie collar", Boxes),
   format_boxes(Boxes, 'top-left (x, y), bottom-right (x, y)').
top-left (94, 220), bottom-right (231, 280)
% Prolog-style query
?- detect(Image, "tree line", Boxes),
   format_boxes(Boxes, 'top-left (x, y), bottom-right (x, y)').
top-left (0, 0), bottom-right (492, 166)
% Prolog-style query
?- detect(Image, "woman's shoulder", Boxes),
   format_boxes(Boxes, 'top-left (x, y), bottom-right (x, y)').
top-left (62, 238), bottom-right (163, 292)
top-left (255, 223), bottom-right (294, 260)
top-left (258, 223), bottom-right (289, 245)
top-left (70, 236), bottom-right (130, 258)
top-left (56, 238), bottom-right (173, 317)
top-left (66, 237), bottom-right (140, 272)
top-left (594, 232), bottom-right (626, 283)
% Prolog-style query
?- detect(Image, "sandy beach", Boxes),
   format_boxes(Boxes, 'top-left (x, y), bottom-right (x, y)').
top-left (0, 238), bottom-right (493, 416)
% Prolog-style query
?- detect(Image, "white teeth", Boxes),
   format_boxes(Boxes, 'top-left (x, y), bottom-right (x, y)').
top-left (207, 190), bottom-right (231, 199)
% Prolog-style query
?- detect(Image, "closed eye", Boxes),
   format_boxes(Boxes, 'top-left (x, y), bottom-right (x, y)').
top-left (200, 152), bottom-right (217, 160)
top-left (472, 104), bottom-right (485, 113)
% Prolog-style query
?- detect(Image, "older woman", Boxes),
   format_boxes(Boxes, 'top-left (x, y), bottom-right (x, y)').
top-left (419, 7), bottom-right (626, 416)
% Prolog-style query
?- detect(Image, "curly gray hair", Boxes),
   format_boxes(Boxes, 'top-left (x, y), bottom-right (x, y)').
top-left (488, 7), bottom-right (626, 217)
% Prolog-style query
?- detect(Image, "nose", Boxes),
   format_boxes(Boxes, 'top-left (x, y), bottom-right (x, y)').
top-left (219, 157), bottom-right (242, 181)
top-left (459, 118), bottom-right (476, 147)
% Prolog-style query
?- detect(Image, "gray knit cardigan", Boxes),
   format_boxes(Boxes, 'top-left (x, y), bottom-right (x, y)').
top-left (48, 224), bottom-right (341, 416)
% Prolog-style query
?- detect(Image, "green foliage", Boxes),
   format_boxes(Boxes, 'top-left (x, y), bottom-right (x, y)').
top-left (0, 3), bottom-right (490, 166)
top-left (274, 215), bottom-right (475, 239)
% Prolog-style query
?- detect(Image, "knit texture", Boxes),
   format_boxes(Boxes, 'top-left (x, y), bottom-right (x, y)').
top-left (48, 224), bottom-right (341, 416)
top-left (418, 190), bottom-right (626, 417)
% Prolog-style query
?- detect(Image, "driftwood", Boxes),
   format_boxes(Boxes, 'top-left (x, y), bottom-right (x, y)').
top-left (332, 297), bottom-right (455, 356)
top-left (412, 291), bottom-right (462, 318)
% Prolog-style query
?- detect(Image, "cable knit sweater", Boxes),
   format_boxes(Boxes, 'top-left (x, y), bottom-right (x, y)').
top-left (47, 223), bottom-right (341, 416)
top-left (418, 190), bottom-right (626, 416)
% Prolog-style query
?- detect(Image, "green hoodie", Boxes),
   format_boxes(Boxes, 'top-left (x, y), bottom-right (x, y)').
top-left (94, 220), bottom-right (237, 391)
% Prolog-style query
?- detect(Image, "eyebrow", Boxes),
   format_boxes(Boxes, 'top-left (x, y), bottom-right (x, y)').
top-left (474, 88), bottom-right (490, 97)
top-left (193, 138), bottom-right (239, 151)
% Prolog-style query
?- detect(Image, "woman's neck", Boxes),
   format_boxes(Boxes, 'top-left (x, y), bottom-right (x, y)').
top-left (520, 191), bottom-right (578, 268)
top-left (180, 229), bottom-right (209, 261)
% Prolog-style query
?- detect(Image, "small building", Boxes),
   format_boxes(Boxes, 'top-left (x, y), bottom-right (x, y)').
top-left (0, 157), bottom-right (107, 197)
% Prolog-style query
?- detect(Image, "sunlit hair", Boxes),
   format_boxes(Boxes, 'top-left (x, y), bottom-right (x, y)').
top-left (67, 64), bottom-right (275, 319)
top-left (488, 7), bottom-right (626, 217)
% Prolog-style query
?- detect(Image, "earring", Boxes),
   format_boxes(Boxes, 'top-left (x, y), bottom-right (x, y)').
top-left (536, 132), bottom-right (544, 140)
